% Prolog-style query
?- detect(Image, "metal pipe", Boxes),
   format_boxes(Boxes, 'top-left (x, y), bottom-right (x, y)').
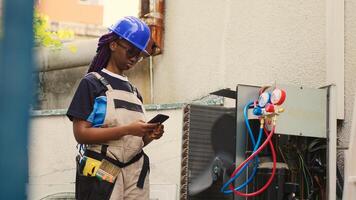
top-left (326, 0), bottom-right (344, 119)
top-left (327, 84), bottom-right (337, 200)
top-left (140, 0), bottom-right (164, 55)
top-left (149, 56), bottom-right (154, 103)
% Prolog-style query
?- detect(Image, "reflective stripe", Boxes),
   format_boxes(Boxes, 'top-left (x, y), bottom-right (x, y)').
top-left (114, 99), bottom-right (143, 113)
top-left (111, 90), bottom-right (143, 106)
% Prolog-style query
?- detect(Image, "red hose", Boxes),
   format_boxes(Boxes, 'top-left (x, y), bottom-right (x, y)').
top-left (229, 126), bottom-right (277, 197)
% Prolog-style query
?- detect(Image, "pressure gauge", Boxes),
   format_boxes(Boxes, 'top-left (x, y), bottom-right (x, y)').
top-left (265, 103), bottom-right (275, 112)
top-left (271, 88), bottom-right (286, 105)
top-left (258, 92), bottom-right (271, 108)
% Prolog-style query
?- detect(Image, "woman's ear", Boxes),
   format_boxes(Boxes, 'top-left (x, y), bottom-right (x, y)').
top-left (109, 41), bottom-right (117, 51)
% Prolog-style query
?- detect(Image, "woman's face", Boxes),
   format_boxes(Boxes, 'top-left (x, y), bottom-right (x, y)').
top-left (110, 39), bottom-right (143, 71)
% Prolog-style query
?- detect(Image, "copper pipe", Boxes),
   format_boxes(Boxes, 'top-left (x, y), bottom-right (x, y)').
top-left (140, 0), bottom-right (164, 55)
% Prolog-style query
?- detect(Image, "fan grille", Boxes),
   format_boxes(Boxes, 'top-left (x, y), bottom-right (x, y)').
top-left (180, 104), bottom-right (235, 200)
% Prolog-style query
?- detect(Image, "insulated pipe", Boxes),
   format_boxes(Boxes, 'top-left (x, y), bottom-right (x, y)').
top-left (35, 39), bottom-right (97, 72)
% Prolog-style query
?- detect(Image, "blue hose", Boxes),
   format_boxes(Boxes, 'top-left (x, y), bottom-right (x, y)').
top-left (221, 101), bottom-right (262, 194)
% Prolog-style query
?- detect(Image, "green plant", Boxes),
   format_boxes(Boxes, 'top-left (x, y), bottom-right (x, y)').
top-left (33, 10), bottom-right (74, 48)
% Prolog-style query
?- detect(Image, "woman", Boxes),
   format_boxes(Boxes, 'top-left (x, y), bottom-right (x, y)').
top-left (67, 16), bottom-right (164, 200)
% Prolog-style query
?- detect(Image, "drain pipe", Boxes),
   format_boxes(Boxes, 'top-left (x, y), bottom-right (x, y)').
top-left (327, 84), bottom-right (337, 200)
top-left (149, 56), bottom-right (154, 103)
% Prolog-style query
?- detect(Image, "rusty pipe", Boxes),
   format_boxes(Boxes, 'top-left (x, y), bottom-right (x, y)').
top-left (139, 0), bottom-right (164, 55)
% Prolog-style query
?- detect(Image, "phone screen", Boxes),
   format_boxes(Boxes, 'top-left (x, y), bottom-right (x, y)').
top-left (148, 114), bottom-right (169, 124)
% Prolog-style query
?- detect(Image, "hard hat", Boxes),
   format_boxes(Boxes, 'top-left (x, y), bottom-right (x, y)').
top-left (108, 16), bottom-right (150, 55)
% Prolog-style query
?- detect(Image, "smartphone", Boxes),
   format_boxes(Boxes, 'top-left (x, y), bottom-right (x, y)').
top-left (148, 114), bottom-right (169, 124)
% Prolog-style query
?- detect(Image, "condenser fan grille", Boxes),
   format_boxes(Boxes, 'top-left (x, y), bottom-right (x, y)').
top-left (180, 104), bottom-right (235, 200)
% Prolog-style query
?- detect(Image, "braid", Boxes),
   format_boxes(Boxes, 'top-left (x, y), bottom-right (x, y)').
top-left (87, 32), bottom-right (118, 73)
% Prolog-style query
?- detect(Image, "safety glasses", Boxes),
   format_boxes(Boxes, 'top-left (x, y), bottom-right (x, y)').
top-left (116, 42), bottom-right (144, 63)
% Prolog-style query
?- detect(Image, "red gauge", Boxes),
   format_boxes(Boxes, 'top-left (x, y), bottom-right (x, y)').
top-left (271, 89), bottom-right (286, 105)
top-left (265, 103), bottom-right (275, 113)
top-left (258, 92), bottom-right (271, 108)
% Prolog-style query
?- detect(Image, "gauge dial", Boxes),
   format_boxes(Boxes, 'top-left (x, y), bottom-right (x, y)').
top-left (271, 89), bottom-right (286, 105)
top-left (258, 92), bottom-right (270, 108)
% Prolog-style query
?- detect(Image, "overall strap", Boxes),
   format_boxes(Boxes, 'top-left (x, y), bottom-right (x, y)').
top-left (90, 72), bottom-right (114, 91)
top-left (100, 144), bottom-right (108, 156)
top-left (130, 84), bottom-right (138, 96)
top-left (88, 72), bottom-right (114, 154)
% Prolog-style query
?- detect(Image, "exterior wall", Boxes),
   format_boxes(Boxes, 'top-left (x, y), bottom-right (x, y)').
top-left (37, 0), bottom-right (103, 25)
top-left (102, 0), bottom-right (139, 27)
top-left (339, 0), bottom-right (356, 172)
top-left (28, 108), bottom-right (183, 200)
top-left (154, 0), bottom-right (326, 103)
top-left (36, 59), bottom-right (151, 110)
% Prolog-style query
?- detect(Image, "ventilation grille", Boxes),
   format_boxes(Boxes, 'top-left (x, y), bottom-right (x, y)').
top-left (180, 104), bottom-right (235, 200)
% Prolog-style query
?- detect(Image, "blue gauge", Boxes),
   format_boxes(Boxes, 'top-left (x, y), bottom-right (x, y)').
top-left (258, 92), bottom-right (271, 108)
top-left (253, 107), bottom-right (263, 116)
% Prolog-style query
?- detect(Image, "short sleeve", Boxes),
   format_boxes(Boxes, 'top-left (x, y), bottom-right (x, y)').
top-left (66, 77), bottom-right (99, 121)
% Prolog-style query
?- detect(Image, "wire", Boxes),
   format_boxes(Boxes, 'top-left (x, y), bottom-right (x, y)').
top-left (314, 175), bottom-right (325, 200)
top-left (228, 126), bottom-right (277, 197)
top-left (304, 160), bottom-right (314, 189)
top-left (221, 101), bottom-right (279, 197)
top-left (297, 151), bottom-right (315, 199)
top-left (220, 102), bottom-right (262, 193)
top-left (298, 152), bottom-right (310, 198)
top-left (244, 102), bottom-right (257, 146)
top-left (278, 146), bottom-right (288, 166)
top-left (221, 128), bottom-right (263, 193)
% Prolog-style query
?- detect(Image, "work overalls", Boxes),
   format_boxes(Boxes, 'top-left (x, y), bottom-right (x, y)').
top-left (76, 72), bottom-right (150, 200)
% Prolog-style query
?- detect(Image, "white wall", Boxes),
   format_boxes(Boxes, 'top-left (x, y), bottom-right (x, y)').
top-left (153, 0), bottom-right (356, 183)
top-left (28, 109), bottom-right (182, 200)
top-left (103, 0), bottom-right (139, 27)
top-left (154, 0), bottom-right (326, 103)
top-left (339, 0), bottom-right (356, 175)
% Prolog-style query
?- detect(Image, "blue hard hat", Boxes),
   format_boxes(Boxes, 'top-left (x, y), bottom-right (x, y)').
top-left (108, 16), bottom-right (150, 55)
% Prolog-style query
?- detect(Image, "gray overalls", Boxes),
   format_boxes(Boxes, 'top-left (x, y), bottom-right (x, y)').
top-left (86, 72), bottom-right (150, 200)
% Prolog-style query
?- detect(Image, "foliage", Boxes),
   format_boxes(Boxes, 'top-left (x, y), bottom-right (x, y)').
top-left (33, 10), bottom-right (74, 48)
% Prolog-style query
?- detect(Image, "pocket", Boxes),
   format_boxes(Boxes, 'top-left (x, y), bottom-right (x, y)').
top-left (76, 172), bottom-right (115, 200)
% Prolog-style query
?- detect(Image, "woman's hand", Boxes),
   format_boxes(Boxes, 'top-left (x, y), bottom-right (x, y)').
top-left (126, 120), bottom-right (159, 137)
top-left (148, 124), bottom-right (165, 140)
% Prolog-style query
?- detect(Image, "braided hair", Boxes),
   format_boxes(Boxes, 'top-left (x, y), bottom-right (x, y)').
top-left (87, 32), bottom-right (118, 73)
